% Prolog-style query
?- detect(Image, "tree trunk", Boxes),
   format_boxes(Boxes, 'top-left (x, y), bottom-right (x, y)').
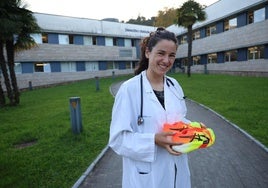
top-left (0, 41), bottom-right (14, 105)
top-left (0, 78), bottom-right (6, 107)
top-left (187, 25), bottom-right (193, 77)
top-left (6, 39), bottom-right (20, 105)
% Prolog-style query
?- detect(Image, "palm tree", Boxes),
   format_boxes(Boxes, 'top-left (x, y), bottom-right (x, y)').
top-left (0, 0), bottom-right (40, 106)
top-left (177, 0), bottom-right (207, 77)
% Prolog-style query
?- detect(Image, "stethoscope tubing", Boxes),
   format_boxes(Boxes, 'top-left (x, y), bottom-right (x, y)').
top-left (137, 74), bottom-right (186, 125)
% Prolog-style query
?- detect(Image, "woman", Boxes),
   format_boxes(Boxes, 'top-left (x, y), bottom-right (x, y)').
top-left (109, 27), bottom-right (191, 188)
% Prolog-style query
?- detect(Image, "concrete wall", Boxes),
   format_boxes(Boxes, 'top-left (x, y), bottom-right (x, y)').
top-left (190, 59), bottom-right (268, 76)
top-left (15, 44), bottom-right (137, 62)
top-left (1, 69), bottom-right (133, 91)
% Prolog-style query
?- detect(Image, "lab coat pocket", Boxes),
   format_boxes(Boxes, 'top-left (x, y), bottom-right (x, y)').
top-left (135, 161), bottom-right (152, 174)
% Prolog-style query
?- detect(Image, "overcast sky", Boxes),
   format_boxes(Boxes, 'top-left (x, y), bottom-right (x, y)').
top-left (23, 0), bottom-right (219, 22)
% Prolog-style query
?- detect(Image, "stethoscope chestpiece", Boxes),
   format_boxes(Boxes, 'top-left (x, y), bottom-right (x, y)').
top-left (137, 115), bottom-right (144, 125)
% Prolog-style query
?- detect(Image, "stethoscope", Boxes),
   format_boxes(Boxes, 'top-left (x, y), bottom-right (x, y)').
top-left (137, 74), bottom-right (186, 125)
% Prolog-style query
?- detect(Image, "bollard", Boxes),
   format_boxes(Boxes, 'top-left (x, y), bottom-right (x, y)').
top-left (95, 76), bottom-right (100, 91)
top-left (112, 71), bottom-right (115, 80)
top-left (29, 81), bottom-right (33, 91)
top-left (69, 97), bottom-right (82, 134)
top-left (204, 64), bottom-right (209, 74)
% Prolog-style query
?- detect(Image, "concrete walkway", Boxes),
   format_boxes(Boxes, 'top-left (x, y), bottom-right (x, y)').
top-left (75, 81), bottom-right (268, 188)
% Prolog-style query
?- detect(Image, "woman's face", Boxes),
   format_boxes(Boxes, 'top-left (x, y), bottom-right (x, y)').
top-left (146, 39), bottom-right (177, 77)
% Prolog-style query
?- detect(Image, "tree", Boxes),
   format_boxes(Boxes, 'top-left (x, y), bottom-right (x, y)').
top-left (155, 7), bottom-right (177, 27)
top-left (127, 15), bottom-right (155, 26)
top-left (0, 0), bottom-right (40, 106)
top-left (177, 0), bottom-right (206, 77)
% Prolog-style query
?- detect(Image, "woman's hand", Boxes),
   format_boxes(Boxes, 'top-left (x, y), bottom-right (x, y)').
top-left (155, 132), bottom-right (182, 156)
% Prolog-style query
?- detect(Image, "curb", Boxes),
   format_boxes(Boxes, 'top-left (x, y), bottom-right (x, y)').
top-left (72, 146), bottom-right (109, 188)
top-left (72, 82), bottom-right (119, 188)
top-left (187, 98), bottom-right (268, 153)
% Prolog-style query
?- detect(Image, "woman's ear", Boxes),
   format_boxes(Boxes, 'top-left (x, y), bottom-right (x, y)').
top-left (145, 47), bottom-right (150, 58)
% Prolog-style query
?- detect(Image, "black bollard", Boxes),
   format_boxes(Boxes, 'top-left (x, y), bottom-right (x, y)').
top-left (95, 76), bottom-right (100, 91)
top-left (29, 81), bottom-right (33, 91)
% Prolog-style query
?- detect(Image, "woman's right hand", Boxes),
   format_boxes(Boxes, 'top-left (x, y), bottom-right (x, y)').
top-left (155, 132), bottom-right (182, 156)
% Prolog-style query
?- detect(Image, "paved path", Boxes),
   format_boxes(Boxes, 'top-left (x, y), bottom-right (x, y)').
top-left (77, 81), bottom-right (268, 188)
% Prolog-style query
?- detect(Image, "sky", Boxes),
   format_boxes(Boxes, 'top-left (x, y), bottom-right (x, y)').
top-left (23, 0), bottom-right (219, 22)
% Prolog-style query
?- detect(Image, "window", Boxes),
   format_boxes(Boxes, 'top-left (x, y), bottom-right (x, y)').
top-left (85, 62), bottom-right (99, 71)
top-left (113, 38), bottom-right (118, 46)
top-left (61, 62), bottom-right (76, 72)
top-left (84, 36), bottom-right (92, 45)
top-left (92, 36), bottom-right (97, 45)
top-left (31, 34), bottom-right (42, 44)
top-left (69, 35), bottom-right (74, 44)
top-left (206, 25), bottom-right (216, 36)
top-left (207, 53), bottom-right (217, 63)
top-left (14, 63), bottom-right (22, 73)
top-left (125, 62), bottom-right (132, 69)
top-left (59, 34), bottom-right (69, 44)
top-left (180, 35), bottom-right (187, 44)
top-left (107, 61), bottom-right (115, 69)
top-left (254, 7), bottom-right (265, 23)
top-left (34, 62), bottom-right (51, 72)
top-left (42, 33), bottom-right (48, 43)
top-left (225, 50), bottom-right (237, 62)
top-left (105, 37), bottom-right (113, 46)
top-left (192, 56), bottom-right (201, 65)
top-left (124, 39), bottom-right (132, 47)
top-left (224, 17), bottom-right (237, 31)
top-left (248, 8), bottom-right (265, 24)
top-left (248, 46), bottom-right (264, 60)
top-left (193, 30), bottom-right (200, 40)
top-left (248, 11), bottom-right (254, 24)
top-left (131, 39), bottom-right (135, 47)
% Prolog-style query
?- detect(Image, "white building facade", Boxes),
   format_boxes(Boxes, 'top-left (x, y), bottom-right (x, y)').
top-left (12, 0), bottom-right (268, 89)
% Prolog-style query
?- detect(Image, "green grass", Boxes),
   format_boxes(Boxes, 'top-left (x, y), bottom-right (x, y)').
top-left (171, 73), bottom-right (268, 147)
top-left (0, 73), bottom-right (267, 187)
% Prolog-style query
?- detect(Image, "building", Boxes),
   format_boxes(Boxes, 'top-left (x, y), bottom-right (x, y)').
top-left (12, 0), bottom-right (268, 89)
top-left (167, 0), bottom-right (268, 75)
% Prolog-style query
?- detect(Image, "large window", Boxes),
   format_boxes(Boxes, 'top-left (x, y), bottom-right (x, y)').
top-left (193, 56), bottom-right (201, 65)
top-left (224, 17), bottom-right (237, 31)
top-left (30, 34), bottom-right (42, 44)
top-left (85, 62), bottom-right (99, 71)
top-left (207, 53), bottom-right (217, 63)
top-left (193, 30), bottom-right (200, 40)
top-left (34, 62), bottom-right (51, 72)
top-left (248, 7), bottom-right (265, 24)
top-left (84, 36), bottom-right (93, 45)
top-left (206, 25), bottom-right (216, 36)
top-left (59, 34), bottom-right (69, 44)
top-left (107, 61), bottom-right (116, 70)
top-left (42, 33), bottom-right (48, 43)
top-left (105, 37), bottom-right (113, 46)
top-left (124, 39), bottom-right (132, 47)
top-left (180, 35), bottom-right (187, 44)
top-left (225, 50), bottom-right (237, 62)
top-left (125, 62), bottom-right (133, 69)
top-left (248, 46), bottom-right (264, 60)
top-left (61, 62), bottom-right (76, 72)
top-left (14, 63), bottom-right (22, 73)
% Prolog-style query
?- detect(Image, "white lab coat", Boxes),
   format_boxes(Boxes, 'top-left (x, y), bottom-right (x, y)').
top-left (109, 71), bottom-right (191, 188)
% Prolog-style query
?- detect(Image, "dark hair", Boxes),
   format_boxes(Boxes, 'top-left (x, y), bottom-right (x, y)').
top-left (134, 27), bottom-right (178, 75)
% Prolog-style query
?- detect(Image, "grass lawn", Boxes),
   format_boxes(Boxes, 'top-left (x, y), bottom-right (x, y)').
top-left (0, 73), bottom-right (267, 187)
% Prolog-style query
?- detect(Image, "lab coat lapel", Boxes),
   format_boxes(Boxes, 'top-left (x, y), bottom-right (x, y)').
top-left (142, 71), bottom-right (159, 103)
